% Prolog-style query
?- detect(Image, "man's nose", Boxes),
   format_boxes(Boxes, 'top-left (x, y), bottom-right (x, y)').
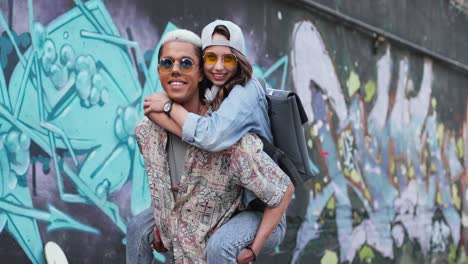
top-left (171, 63), bottom-right (182, 75)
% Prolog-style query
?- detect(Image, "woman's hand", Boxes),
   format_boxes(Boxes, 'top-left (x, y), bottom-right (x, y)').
top-left (144, 92), bottom-right (170, 115)
top-left (236, 248), bottom-right (255, 264)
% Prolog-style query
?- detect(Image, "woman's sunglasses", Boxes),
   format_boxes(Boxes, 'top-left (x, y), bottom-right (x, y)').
top-left (203, 52), bottom-right (238, 68)
top-left (158, 57), bottom-right (196, 73)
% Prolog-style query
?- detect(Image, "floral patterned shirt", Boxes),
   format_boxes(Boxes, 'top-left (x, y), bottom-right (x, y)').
top-left (135, 117), bottom-right (290, 264)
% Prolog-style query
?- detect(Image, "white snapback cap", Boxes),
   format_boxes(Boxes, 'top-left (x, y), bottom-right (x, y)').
top-left (201, 19), bottom-right (246, 55)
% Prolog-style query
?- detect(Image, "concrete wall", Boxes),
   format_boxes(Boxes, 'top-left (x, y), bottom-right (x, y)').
top-left (0, 0), bottom-right (466, 263)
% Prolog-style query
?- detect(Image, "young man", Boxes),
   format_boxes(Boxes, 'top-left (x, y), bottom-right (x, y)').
top-left (132, 29), bottom-right (294, 264)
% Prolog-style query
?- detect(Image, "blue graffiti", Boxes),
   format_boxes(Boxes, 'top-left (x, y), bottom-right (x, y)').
top-left (0, 1), bottom-right (294, 263)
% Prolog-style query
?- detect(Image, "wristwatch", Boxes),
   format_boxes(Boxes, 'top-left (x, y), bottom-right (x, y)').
top-left (163, 99), bottom-right (173, 116)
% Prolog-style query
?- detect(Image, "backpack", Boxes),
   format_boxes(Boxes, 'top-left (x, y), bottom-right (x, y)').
top-left (258, 80), bottom-right (314, 186)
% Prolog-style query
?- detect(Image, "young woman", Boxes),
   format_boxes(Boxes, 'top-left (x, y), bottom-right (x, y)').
top-left (129, 20), bottom-right (285, 264)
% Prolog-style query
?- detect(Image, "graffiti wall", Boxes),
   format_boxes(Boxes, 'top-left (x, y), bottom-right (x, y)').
top-left (0, 0), bottom-right (467, 263)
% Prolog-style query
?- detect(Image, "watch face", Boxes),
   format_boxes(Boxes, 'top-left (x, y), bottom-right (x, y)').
top-left (164, 103), bottom-right (170, 112)
top-left (164, 100), bottom-right (173, 114)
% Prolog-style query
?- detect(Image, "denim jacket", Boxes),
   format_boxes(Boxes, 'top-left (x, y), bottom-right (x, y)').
top-left (182, 78), bottom-right (273, 152)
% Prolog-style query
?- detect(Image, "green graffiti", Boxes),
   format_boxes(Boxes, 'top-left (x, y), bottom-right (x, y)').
top-left (457, 137), bottom-right (464, 159)
top-left (326, 196), bottom-right (336, 210)
top-left (364, 80), bottom-right (376, 102)
top-left (346, 70), bottom-right (360, 97)
top-left (358, 245), bottom-right (375, 263)
top-left (321, 250), bottom-right (338, 264)
top-left (448, 244), bottom-right (457, 264)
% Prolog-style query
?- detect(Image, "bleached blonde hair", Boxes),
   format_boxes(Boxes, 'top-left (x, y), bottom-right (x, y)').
top-left (158, 29), bottom-right (202, 60)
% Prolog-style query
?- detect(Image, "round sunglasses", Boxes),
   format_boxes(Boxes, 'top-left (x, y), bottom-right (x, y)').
top-left (203, 52), bottom-right (238, 68)
top-left (158, 57), bottom-right (197, 73)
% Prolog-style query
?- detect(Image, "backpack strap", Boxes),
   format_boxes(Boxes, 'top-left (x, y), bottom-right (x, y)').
top-left (258, 78), bottom-right (268, 93)
top-left (259, 136), bottom-right (303, 186)
top-left (258, 78), bottom-right (272, 117)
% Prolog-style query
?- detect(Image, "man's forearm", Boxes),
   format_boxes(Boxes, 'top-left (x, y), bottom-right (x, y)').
top-left (146, 112), bottom-right (182, 137)
top-left (250, 183), bottom-right (295, 253)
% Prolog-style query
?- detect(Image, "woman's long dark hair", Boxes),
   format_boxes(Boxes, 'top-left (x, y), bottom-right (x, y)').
top-left (204, 25), bottom-right (253, 110)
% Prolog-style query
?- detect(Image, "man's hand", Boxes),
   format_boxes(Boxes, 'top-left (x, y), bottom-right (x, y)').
top-left (144, 92), bottom-right (170, 115)
top-left (236, 248), bottom-right (255, 264)
top-left (150, 226), bottom-right (168, 253)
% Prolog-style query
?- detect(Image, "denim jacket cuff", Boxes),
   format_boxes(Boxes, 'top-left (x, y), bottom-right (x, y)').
top-left (182, 113), bottom-right (199, 143)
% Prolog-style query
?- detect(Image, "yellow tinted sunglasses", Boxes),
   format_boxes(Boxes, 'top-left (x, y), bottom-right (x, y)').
top-left (203, 52), bottom-right (238, 68)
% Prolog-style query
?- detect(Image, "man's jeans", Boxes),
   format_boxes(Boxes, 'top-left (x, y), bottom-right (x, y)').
top-left (126, 208), bottom-right (286, 263)
top-left (126, 208), bottom-right (159, 264)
